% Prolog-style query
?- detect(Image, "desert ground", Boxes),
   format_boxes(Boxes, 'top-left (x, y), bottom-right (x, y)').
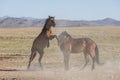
top-left (0, 26), bottom-right (120, 80)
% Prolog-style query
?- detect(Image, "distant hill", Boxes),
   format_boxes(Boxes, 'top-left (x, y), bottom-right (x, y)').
top-left (0, 17), bottom-right (120, 28)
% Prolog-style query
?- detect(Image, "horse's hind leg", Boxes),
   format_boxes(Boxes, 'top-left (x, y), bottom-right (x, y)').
top-left (37, 49), bottom-right (44, 70)
top-left (89, 52), bottom-right (95, 71)
top-left (81, 51), bottom-right (89, 70)
top-left (28, 50), bottom-right (37, 69)
top-left (91, 57), bottom-right (95, 71)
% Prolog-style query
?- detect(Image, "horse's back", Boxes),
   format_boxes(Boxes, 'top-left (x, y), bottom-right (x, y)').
top-left (84, 38), bottom-right (96, 46)
top-left (71, 38), bottom-right (96, 53)
top-left (71, 38), bottom-right (86, 53)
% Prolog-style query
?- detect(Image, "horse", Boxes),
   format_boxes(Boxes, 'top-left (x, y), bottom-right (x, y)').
top-left (57, 31), bottom-right (101, 71)
top-left (27, 16), bottom-right (57, 69)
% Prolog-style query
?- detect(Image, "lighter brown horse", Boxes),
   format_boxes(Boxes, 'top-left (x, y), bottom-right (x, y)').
top-left (57, 31), bottom-right (101, 71)
top-left (27, 16), bottom-right (57, 69)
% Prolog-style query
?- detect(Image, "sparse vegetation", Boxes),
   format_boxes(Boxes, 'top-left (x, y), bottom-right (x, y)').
top-left (0, 27), bottom-right (120, 61)
top-left (0, 27), bottom-right (120, 80)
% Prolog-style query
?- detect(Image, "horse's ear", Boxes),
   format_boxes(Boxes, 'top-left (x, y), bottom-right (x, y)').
top-left (48, 16), bottom-right (51, 18)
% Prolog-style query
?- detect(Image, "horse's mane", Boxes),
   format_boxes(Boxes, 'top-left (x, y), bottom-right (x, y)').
top-left (57, 31), bottom-right (72, 46)
top-left (44, 18), bottom-right (49, 29)
top-left (42, 18), bottom-right (49, 30)
top-left (41, 18), bottom-right (51, 35)
top-left (59, 31), bottom-right (72, 39)
top-left (65, 32), bottom-right (72, 39)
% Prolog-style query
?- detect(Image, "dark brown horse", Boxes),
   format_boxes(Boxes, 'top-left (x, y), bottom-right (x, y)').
top-left (27, 16), bottom-right (57, 69)
top-left (57, 31), bottom-right (101, 71)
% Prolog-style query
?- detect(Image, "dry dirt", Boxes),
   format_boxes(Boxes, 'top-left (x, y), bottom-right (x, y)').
top-left (0, 27), bottom-right (120, 80)
top-left (0, 54), bottom-right (120, 80)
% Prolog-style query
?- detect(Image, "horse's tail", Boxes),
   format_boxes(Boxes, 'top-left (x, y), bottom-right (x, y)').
top-left (95, 45), bottom-right (100, 64)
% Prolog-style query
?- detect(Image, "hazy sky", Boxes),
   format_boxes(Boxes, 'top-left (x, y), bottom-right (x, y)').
top-left (0, 0), bottom-right (120, 20)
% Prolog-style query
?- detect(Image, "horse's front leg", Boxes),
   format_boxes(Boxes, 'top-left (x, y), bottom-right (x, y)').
top-left (49, 35), bottom-right (57, 40)
top-left (63, 52), bottom-right (70, 71)
top-left (50, 35), bottom-right (59, 45)
top-left (47, 35), bottom-right (57, 47)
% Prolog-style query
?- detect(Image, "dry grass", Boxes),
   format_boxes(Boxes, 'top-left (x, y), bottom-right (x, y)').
top-left (0, 26), bottom-right (120, 80)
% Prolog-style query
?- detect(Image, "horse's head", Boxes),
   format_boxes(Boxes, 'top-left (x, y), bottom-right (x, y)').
top-left (57, 31), bottom-right (72, 46)
top-left (45, 16), bottom-right (56, 28)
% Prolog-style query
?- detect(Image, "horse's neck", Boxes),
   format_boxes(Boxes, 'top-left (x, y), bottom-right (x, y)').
top-left (42, 25), bottom-right (51, 33)
top-left (38, 25), bottom-right (51, 37)
top-left (69, 37), bottom-right (73, 42)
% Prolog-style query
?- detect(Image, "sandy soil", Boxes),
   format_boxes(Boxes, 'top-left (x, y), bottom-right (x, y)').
top-left (0, 53), bottom-right (120, 80)
top-left (0, 27), bottom-right (120, 80)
